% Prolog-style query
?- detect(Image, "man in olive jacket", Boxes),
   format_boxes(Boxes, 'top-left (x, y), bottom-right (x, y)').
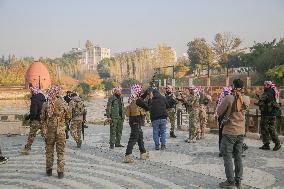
top-left (106, 87), bottom-right (124, 149)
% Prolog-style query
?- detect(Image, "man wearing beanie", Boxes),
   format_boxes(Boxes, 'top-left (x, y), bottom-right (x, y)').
top-left (217, 79), bottom-right (250, 189)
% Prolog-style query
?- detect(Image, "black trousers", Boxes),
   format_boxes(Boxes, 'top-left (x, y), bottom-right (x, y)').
top-left (125, 116), bottom-right (146, 155)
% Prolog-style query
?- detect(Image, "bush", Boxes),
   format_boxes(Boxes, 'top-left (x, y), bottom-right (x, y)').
top-left (102, 80), bottom-right (116, 91)
top-left (75, 82), bottom-right (90, 95)
top-left (211, 75), bottom-right (225, 82)
top-left (193, 78), bottom-right (203, 85)
top-left (280, 90), bottom-right (284, 98)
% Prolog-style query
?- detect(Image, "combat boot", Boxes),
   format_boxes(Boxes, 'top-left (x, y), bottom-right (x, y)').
top-left (219, 180), bottom-right (237, 189)
top-left (140, 152), bottom-right (149, 160)
top-left (58, 172), bottom-right (64, 179)
top-left (242, 143), bottom-right (248, 152)
top-left (259, 144), bottom-right (270, 150)
top-left (0, 156), bottom-right (8, 165)
top-left (46, 169), bottom-right (52, 176)
top-left (20, 146), bottom-right (30, 155)
top-left (273, 143), bottom-right (281, 151)
top-left (110, 144), bottom-right (114, 149)
top-left (123, 154), bottom-right (134, 163)
top-left (65, 130), bottom-right (69, 139)
top-left (77, 140), bottom-right (82, 148)
top-left (115, 144), bottom-right (124, 147)
top-left (235, 180), bottom-right (242, 189)
top-left (170, 131), bottom-right (177, 138)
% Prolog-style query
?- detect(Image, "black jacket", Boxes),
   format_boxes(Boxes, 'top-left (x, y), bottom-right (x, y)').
top-left (137, 90), bottom-right (169, 121)
top-left (165, 93), bottom-right (178, 109)
top-left (29, 93), bottom-right (46, 121)
top-left (257, 88), bottom-right (280, 116)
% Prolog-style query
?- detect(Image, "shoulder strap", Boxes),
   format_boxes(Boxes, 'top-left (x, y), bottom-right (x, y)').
top-left (223, 96), bottom-right (235, 119)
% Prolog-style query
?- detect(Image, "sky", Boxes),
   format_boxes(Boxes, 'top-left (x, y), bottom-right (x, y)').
top-left (0, 0), bottom-right (284, 58)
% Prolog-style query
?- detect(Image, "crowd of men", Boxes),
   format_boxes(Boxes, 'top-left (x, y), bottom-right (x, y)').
top-left (105, 78), bottom-right (282, 189)
top-left (0, 78), bottom-right (282, 189)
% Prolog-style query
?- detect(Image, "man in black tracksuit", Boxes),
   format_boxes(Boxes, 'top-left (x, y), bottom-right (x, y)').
top-left (137, 89), bottom-right (169, 150)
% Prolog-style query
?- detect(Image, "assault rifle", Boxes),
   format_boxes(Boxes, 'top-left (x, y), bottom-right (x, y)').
top-left (82, 111), bottom-right (87, 140)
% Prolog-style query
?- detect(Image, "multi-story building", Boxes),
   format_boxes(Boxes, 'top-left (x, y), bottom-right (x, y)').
top-left (73, 40), bottom-right (110, 71)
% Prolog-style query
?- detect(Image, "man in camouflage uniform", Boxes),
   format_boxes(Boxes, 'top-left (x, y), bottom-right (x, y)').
top-left (69, 93), bottom-right (87, 148)
top-left (41, 85), bottom-right (71, 179)
top-left (256, 81), bottom-right (281, 151)
top-left (185, 86), bottom-right (200, 143)
top-left (21, 85), bottom-right (46, 155)
top-left (106, 87), bottom-right (124, 149)
top-left (165, 85), bottom-right (179, 138)
top-left (197, 89), bottom-right (211, 140)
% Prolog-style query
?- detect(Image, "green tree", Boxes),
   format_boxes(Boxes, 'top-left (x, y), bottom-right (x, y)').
top-left (97, 58), bottom-right (113, 79)
top-left (241, 39), bottom-right (284, 84)
top-left (187, 38), bottom-right (214, 74)
top-left (174, 56), bottom-right (190, 72)
top-left (212, 32), bottom-right (242, 67)
top-left (266, 65), bottom-right (284, 83)
top-left (75, 82), bottom-right (90, 95)
top-left (102, 80), bottom-right (116, 91)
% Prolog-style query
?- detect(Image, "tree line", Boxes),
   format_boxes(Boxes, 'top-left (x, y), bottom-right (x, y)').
top-left (186, 32), bottom-right (283, 85)
top-left (0, 33), bottom-right (283, 91)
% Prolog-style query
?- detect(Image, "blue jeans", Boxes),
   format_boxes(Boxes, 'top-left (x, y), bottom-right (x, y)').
top-left (152, 119), bottom-right (167, 146)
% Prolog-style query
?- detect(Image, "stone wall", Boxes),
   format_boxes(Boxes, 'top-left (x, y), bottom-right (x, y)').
top-left (0, 114), bottom-right (29, 135)
top-left (0, 87), bottom-right (29, 100)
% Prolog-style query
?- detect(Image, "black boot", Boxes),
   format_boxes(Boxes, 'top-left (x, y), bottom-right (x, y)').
top-left (161, 145), bottom-right (166, 150)
top-left (155, 145), bottom-right (159, 150)
top-left (46, 169), bottom-right (52, 176)
top-left (242, 143), bottom-right (248, 152)
top-left (65, 130), bottom-right (69, 139)
top-left (77, 140), bottom-right (82, 148)
top-left (259, 144), bottom-right (270, 150)
top-left (115, 144), bottom-right (124, 147)
top-left (273, 143), bottom-right (281, 151)
top-left (235, 180), bottom-right (242, 189)
top-left (170, 131), bottom-right (177, 138)
top-left (58, 172), bottom-right (64, 179)
top-left (110, 144), bottom-right (114, 149)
